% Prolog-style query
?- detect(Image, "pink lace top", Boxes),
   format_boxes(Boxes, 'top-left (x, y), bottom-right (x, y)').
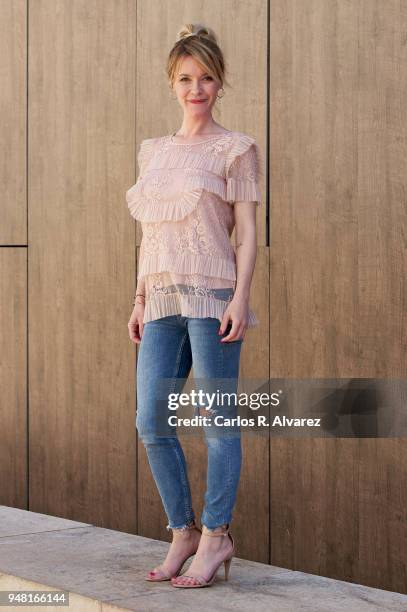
top-left (125, 130), bottom-right (262, 327)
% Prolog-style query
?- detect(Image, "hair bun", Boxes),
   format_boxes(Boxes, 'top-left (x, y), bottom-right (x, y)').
top-left (176, 23), bottom-right (218, 45)
top-left (167, 23), bottom-right (227, 91)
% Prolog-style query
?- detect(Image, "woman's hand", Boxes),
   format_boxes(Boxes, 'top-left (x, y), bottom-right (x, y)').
top-left (128, 301), bottom-right (145, 344)
top-left (218, 295), bottom-right (249, 342)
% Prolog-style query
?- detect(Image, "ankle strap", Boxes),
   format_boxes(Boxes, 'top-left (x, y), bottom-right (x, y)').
top-left (202, 524), bottom-right (229, 537)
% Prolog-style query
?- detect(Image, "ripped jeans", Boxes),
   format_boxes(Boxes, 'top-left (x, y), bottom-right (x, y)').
top-left (135, 315), bottom-right (243, 530)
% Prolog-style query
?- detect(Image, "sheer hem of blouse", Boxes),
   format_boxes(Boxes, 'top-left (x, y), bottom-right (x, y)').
top-left (144, 292), bottom-right (259, 328)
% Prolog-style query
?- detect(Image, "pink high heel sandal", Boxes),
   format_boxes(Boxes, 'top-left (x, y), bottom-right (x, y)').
top-left (145, 522), bottom-right (202, 582)
top-left (171, 523), bottom-right (234, 588)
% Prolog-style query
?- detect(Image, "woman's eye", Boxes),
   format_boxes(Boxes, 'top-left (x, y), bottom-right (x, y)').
top-left (180, 76), bottom-right (213, 82)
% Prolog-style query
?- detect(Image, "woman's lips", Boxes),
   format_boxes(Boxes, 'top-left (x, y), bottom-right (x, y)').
top-left (189, 99), bottom-right (207, 104)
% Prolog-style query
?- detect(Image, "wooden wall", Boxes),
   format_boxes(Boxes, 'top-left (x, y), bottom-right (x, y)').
top-left (0, 0), bottom-right (27, 507)
top-left (0, 0), bottom-right (405, 593)
top-left (270, 0), bottom-right (407, 593)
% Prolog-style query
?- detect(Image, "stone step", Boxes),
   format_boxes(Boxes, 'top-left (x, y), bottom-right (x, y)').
top-left (0, 506), bottom-right (406, 611)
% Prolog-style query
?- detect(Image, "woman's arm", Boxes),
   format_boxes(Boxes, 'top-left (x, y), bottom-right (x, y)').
top-left (233, 202), bottom-right (257, 301)
top-left (219, 202), bottom-right (257, 341)
top-left (128, 276), bottom-right (146, 345)
top-left (136, 276), bottom-right (146, 298)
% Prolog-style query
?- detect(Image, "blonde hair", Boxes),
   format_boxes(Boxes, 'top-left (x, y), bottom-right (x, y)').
top-left (167, 23), bottom-right (230, 92)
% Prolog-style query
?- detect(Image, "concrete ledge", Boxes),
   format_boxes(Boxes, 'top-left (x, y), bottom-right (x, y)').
top-left (0, 506), bottom-right (406, 611)
top-left (0, 573), bottom-right (125, 611)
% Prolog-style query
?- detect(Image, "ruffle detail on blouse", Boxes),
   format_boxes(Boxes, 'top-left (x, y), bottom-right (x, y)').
top-left (226, 178), bottom-right (261, 205)
top-left (225, 133), bottom-right (262, 175)
top-left (138, 252), bottom-right (237, 282)
top-left (126, 170), bottom-right (228, 223)
top-left (143, 292), bottom-right (259, 328)
top-left (127, 186), bottom-right (201, 222)
top-left (137, 138), bottom-right (156, 174)
top-left (225, 132), bottom-right (263, 205)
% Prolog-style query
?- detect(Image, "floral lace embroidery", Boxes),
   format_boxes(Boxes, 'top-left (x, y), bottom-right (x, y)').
top-left (173, 206), bottom-right (217, 256)
top-left (155, 133), bottom-right (233, 157)
top-left (147, 272), bottom-right (235, 302)
top-left (149, 274), bottom-right (172, 295)
top-left (182, 274), bottom-right (216, 299)
top-left (200, 134), bottom-right (233, 155)
top-left (141, 224), bottom-right (166, 255)
top-left (228, 144), bottom-right (259, 182)
top-left (145, 171), bottom-right (172, 201)
top-left (140, 202), bottom-right (225, 258)
top-left (155, 136), bottom-right (172, 156)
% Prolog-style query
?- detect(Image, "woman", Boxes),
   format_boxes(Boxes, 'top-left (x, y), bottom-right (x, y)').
top-left (126, 23), bottom-right (262, 588)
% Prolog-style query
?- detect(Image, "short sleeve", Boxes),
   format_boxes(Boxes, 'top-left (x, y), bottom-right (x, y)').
top-left (126, 138), bottom-right (156, 219)
top-left (137, 138), bottom-right (156, 179)
top-left (225, 134), bottom-right (262, 205)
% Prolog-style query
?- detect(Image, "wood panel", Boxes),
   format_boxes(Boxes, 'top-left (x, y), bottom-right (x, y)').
top-left (0, 0), bottom-right (26, 245)
top-left (0, 250), bottom-right (27, 507)
top-left (0, 0), bottom-right (27, 507)
top-left (28, 0), bottom-right (138, 531)
top-left (270, 0), bottom-right (407, 592)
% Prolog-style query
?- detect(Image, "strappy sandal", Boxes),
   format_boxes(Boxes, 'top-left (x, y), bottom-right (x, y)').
top-left (171, 523), bottom-right (234, 588)
top-left (145, 521), bottom-right (202, 582)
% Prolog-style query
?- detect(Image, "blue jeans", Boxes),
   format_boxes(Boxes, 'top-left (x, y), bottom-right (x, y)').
top-left (136, 315), bottom-right (243, 530)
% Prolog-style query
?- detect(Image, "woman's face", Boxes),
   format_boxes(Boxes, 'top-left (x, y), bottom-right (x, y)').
top-left (172, 56), bottom-right (221, 117)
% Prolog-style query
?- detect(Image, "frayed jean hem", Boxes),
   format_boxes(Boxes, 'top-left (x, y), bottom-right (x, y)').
top-left (166, 518), bottom-right (196, 531)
